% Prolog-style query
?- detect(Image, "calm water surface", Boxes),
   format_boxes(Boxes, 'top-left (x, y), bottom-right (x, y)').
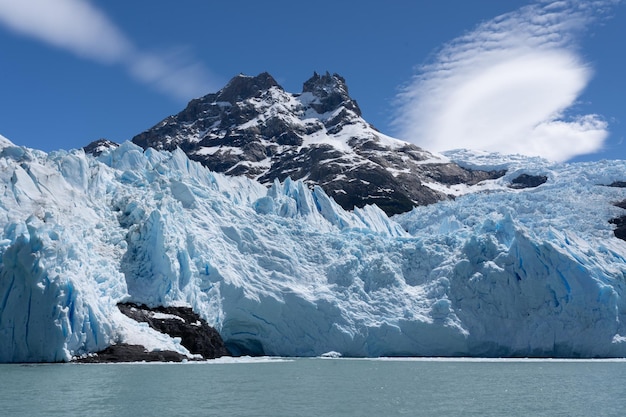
top-left (1, 358), bottom-right (625, 416)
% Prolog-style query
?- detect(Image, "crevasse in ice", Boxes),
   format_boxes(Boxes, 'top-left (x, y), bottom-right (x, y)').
top-left (1, 137), bottom-right (626, 361)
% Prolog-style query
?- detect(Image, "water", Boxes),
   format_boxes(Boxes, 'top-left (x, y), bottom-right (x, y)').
top-left (1, 358), bottom-right (625, 416)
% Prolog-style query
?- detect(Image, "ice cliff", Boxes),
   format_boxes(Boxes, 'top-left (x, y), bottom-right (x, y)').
top-left (1, 136), bottom-right (626, 361)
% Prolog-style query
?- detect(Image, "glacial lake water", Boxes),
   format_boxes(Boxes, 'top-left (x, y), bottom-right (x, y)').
top-left (1, 358), bottom-right (625, 416)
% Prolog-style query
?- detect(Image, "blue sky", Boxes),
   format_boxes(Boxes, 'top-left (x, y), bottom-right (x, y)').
top-left (0, 0), bottom-right (624, 162)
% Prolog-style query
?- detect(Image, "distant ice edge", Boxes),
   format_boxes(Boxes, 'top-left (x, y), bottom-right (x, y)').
top-left (1, 141), bottom-right (626, 362)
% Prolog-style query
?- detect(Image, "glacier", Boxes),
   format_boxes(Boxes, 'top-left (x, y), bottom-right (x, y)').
top-left (1, 135), bottom-right (626, 361)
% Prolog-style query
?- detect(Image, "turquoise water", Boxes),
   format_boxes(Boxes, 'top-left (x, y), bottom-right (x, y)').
top-left (1, 358), bottom-right (625, 416)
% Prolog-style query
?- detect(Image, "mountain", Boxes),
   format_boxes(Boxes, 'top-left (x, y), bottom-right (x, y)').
top-left (130, 72), bottom-right (504, 215)
top-left (2, 135), bottom-right (626, 362)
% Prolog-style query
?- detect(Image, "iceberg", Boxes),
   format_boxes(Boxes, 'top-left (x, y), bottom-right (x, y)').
top-left (1, 138), bottom-right (626, 361)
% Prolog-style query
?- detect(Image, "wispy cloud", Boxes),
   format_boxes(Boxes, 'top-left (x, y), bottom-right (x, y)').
top-left (394, 0), bottom-right (622, 162)
top-left (0, 0), bottom-right (215, 101)
top-left (128, 48), bottom-right (218, 102)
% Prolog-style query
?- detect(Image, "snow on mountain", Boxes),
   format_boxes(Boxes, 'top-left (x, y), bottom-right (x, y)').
top-left (131, 72), bottom-right (504, 215)
top-left (1, 137), bottom-right (626, 362)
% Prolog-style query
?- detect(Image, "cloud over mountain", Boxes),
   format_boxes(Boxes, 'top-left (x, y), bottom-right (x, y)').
top-left (394, 0), bottom-right (621, 162)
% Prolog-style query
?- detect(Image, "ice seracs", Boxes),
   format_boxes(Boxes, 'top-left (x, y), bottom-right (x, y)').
top-left (1, 136), bottom-right (626, 361)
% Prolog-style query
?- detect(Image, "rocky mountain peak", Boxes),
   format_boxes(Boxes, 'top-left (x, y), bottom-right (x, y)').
top-left (302, 71), bottom-right (361, 116)
top-left (216, 72), bottom-right (281, 104)
top-left (129, 71), bottom-right (505, 216)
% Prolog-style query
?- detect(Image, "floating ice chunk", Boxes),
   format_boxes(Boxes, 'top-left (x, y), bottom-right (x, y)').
top-left (320, 351), bottom-right (342, 358)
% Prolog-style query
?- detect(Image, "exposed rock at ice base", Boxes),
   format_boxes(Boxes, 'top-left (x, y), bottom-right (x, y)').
top-left (1, 140), bottom-right (626, 361)
top-left (117, 303), bottom-right (230, 359)
top-left (74, 343), bottom-right (188, 363)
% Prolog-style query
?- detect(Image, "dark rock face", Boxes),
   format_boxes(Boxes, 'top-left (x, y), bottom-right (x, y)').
top-left (217, 71), bottom-right (280, 104)
top-left (509, 174), bottom-right (548, 189)
top-left (74, 343), bottom-right (187, 363)
top-left (302, 71), bottom-right (362, 116)
top-left (608, 181), bottom-right (626, 188)
top-left (610, 216), bottom-right (626, 241)
top-left (83, 139), bottom-right (119, 156)
top-left (131, 71), bottom-right (506, 216)
top-left (117, 303), bottom-right (231, 359)
top-left (610, 199), bottom-right (626, 241)
top-left (73, 303), bottom-right (230, 363)
top-left (602, 183), bottom-right (626, 241)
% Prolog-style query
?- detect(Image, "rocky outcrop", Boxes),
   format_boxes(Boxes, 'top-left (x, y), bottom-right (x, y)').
top-left (217, 71), bottom-right (280, 104)
top-left (73, 303), bottom-right (231, 363)
top-left (302, 71), bottom-right (361, 116)
top-left (608, 181), bottom-right (626, 188)
top-left (601, 182), bottom-right (626, 241)
top-left (610, 199), bottom-right (626, 241)
top-left (509, 173), bottom-right (548, 189)
top-left (83, 138), bottom-right (120, 156)
top-left (117, 303), bottom-right (231, 359)
top-left (74, 343), bottom-right (187, 363)
top-left (131, 72), bottom-right (505, 216)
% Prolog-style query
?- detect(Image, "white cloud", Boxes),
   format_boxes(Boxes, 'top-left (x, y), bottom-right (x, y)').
top-left (129, 49), bottom-right (217, 102)
top-left (0, 0), bottom-right (129, 63)
top-left (0, 0), bottom-right (214, 101)
top-left (394, 0), bottom-right (621, 162)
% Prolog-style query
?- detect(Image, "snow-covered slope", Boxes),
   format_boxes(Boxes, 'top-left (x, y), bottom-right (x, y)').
top-left (131, 72), bottom-right (504, 215)
top-left (1, 137), bottom-right (626, 361)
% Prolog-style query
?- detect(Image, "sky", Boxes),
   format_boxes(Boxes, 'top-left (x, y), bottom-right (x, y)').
top-left (0, 0), bottom-right (624, 162)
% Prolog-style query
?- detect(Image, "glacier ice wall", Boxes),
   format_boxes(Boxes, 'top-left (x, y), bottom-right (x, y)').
top-left (1, 139), bottom-right (626, 361)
